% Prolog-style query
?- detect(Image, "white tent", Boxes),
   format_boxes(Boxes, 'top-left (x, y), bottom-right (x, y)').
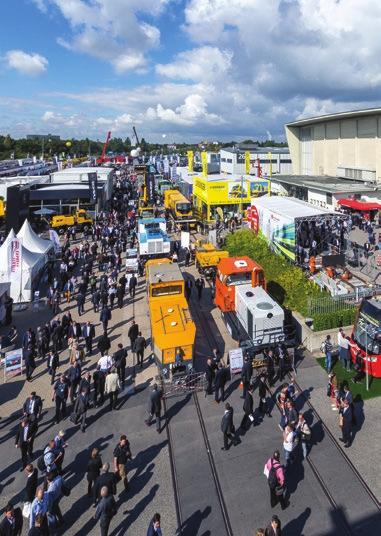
top-left (17, 220), bottom-right (53, 256)
top-left (0, 229), bottom-right (46, 302)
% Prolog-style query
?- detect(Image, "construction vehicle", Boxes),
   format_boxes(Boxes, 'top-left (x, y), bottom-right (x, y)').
top-left (146, 259), bottom-right (196, 375)
top-left (96, 131), bottom-right (111, 165)
top-left (155, 174), bottom-right (172, 195)
top-left (138, 217), bottom-right (170, 257)
top-left (195, 240), bottom-right (229, 277)
top-left (51, 209), bottom-right (93, 233)
top-left (164, 189), bottom-right (195, 227)
top-left (0, 199), bottom-right (6, 221)
top-left (214, 256), bottom-right (285, 349)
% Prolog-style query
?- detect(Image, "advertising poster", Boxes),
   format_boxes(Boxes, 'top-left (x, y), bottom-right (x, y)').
top-left (228, 181), bottom-right (248, 200)
top-left (245, 151), bottom-right (251, 175)
top-left (3, 348), bottom-right (23, 380)
top-left (249, 179), bottom-right (270, 196)
top-left (252, 202), bottom-right (296, 261)
top-left (187, 150), bottom-right (194, 172)
top-left (9, 237), bottom-right (22, 282)
top-left (229, 348), bottom-right (243, 374)
top-left (201, 151), bottom-right (208, 177)
top-left (146, 173), bottom-right (155, 203)
top-left (88, 172), bottom-right (98, 203)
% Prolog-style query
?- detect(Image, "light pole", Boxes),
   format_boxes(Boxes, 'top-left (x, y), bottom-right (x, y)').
top-left (365, 326), bottom-right (370, 392)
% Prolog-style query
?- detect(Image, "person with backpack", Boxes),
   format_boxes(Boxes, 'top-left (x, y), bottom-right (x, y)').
top-left (264, 450), bottom-right (287, 509)
top-left (321, 334), bottom-right (333, 372)
top-left (295, 413), bottom-right (311, 460)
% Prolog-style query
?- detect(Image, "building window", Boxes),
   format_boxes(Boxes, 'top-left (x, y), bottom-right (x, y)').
top-left (227, 158), bottom-right (233, 163)
top-left (259, 159), bottom-right (277, 164)
top-left (221, 158), bottom-right (226, 162)
top-left (280, 159), bottom-right (292, 164)
top-left (326, 193), bottom-right (332, 205)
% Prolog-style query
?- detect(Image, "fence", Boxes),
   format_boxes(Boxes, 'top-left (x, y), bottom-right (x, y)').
top-left (306, 287), bottom-right (381, 317)
top-left (163, 370), bottom-right (206, 398)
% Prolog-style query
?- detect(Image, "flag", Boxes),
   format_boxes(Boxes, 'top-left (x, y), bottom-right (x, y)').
top-left (49, 229), bottom-right (61, 254)
top-left (8, 237), bottom-right (22, 282)
top-left (201, 151), bottom-right (208, 177)
top-left (245, 151), bottom-right (250, 175)
top-left (187, 151), bottom-right (194, 172)
top-left (88, 172), bottom-right (98, 203)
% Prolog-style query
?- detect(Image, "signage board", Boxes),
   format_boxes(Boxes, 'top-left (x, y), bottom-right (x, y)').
top-left (229, 347), bottom-right (243, 374)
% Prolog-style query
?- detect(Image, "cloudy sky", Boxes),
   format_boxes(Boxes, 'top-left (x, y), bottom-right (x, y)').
top-left (0, 0), bottom-right (380, 142)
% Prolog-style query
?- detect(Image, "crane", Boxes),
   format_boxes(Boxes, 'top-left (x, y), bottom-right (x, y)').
top-left (97, 131), bottom-right (111, 164)
top-left (132, 126), bottom-right (140, 146)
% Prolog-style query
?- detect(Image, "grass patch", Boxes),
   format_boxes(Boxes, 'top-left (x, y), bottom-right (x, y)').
top-left (316, 357), bottom-right (381, 400)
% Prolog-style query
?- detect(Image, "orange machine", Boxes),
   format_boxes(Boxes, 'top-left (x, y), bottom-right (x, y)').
top-left (214, 256), bottom-right (266, 313)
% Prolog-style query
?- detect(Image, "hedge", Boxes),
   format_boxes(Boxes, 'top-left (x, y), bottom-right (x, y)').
top-left (224, 229), bottom-right (356, 330)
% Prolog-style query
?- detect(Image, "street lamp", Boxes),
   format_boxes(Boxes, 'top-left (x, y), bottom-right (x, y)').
top-left (357, 321), bottom-right (370, 391)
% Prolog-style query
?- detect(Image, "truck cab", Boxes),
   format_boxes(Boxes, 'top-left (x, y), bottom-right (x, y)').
top-left (51, 209), bottom-right (92, 233)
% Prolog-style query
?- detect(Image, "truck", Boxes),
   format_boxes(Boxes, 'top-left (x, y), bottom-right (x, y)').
top-left (247, 196), bottom-right (344, 265)
top-left (138, 217), bottom-right (171, 257)
top-left (50, 209), bottom-right (93, 233)
top-left (194, 240), bottom-right (229, 277)
top-left (154, 174), bottom-right (172, 195)
top-left (164, 189), bottom-right (195, 226)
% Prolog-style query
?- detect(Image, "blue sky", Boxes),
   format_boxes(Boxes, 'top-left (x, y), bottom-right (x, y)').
top-left (1, 0), bottom-right (381, 142)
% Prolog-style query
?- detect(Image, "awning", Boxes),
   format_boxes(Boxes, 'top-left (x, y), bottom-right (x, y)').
top-left (337, 198), bottom-right (381, 211)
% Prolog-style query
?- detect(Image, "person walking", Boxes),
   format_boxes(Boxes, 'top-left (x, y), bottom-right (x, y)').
top-left (76, 292), bottom-right (85, 317)
top-left (147, 512), bottom-right (162, 536)
top-left (72, 388), bottom-right (88, 432)
top-left (29, 489), bottom-right (50, 533)
top-left (322, 334), bottom-right (333, 372)
top-left (282, 425), bottom-right (296, 469)
top-left (94, 486), bottom-right (117, 536)
top-left (0, 503), bottom-right (23, 536)
top-left (82, 321), bottom-right (95, 356)
top-left (129, 274), bottom-right (137, 299)
top-left (100, 306), bottom-right (112, 334)
top-left (128, 321), bottom-right (139, 352)
top-left (24, 345), bottom-right (36, 382)
top-left (195, 277), bottom-right (205, 300)
top-left (184, 279), bottom-right (192, 301)
top-left (339, 399), bottom-right (353, 448)
top-left (105, 369), bottom-right (120, 411)
top-left (241, 355), bottom-right (252, 399)
top-left (296, 413), bottom-right (311, 460)
top-left (22, 392), bottom-right (42, 423)
top-left (97, 332), bottom-right (111, 357)
top-left (258, 374), bottom-right (270, 417)
top-left (145, 383), bottom-right (163, 433)
top-left (93, 464), bottom-right (117, 507)
top-left (47, 351), bottom-right (59, 386)
top-left (265, 515), bottom-right (282, 536)
top-left (205, 358), bottom-right (216, 396)
top-left (15, 419), bottom-right (37, 469)
top-left (23, 464), bottom-right (38, 505)
top-left (134, 332), bottom-right (146, 368)
top-left (91, 288), bottom-right (100, 313)
top-left (86, 448), bottom-right (103, 497)
top-left (264, 450), bottom-right (287, 509)
top-left (113, 344), bottom-right (127, 388)
top-left (67, 361), bottom-right (81, 403)
top-left (214, 363), bottom-right (227, 403)
top-left (221, 402), bottom-right (238, 451)
top-left (240, 385), bottom-right (254, 431)
top-left (113, 435), bottom-right (132, 491)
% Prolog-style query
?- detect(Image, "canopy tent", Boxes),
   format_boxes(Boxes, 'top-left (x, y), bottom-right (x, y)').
top-left (17, 219), bottom-right (54, 256)
top-left (0, 230), bottom-right (46, 302)
top-left (337, 198), bottom-right (381, 211)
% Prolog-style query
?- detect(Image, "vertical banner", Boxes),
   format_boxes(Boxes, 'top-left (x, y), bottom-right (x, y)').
top-left (146, 173), bottom-right (155, 203)
top-left (88, 172), bottom-right (98, 203)
top-left (201, 151), bottom-right (208, 177)
top-left (187, 150), bottom-right (194, 172)
top-left (245, 151), bottom-right (251, 175)
top-left (9, 237), bottom-right (22, 282)
top-left (171, 163), bottom-right (177, 180)
top-left (49, 229), bottom-right (62, 254)
top-left (268, 152), bottom-right (273, 177)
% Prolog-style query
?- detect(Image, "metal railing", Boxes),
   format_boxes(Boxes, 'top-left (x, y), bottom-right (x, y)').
top-left (163, 370), bottom-right (206, 398)
top-left (307, 286), bottom-right (381, 316)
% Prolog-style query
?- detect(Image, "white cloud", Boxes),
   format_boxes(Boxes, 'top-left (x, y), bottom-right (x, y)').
top-left (34, 0), bottom-right (170, 73)
top-left (147, 94), bottom-right (225, 126)
top-left (5, 50), bottom-right (48, 76)
top-left (42, 110), bottom-right (83, 128)
top-left (156, 46), bottom-right (232, 82)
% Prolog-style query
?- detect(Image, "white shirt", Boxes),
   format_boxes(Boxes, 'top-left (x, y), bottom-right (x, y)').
top-left (338, 332), bottom-right (349, 349)
top-left (283, 431), bottom-right (295, 452)
top-left (98, 355), bottom-right (113, 371)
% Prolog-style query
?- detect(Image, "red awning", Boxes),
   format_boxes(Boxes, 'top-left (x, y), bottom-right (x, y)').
top-left (337, 198), bottom-right (381, 211)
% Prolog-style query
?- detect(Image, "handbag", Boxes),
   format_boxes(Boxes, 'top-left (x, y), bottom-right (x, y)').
top-left (275, 484), bottom-right (284, 496)
top-left (69, 412), bottom-right (79, 424)
top-left (22, 502), bottom-right (31, 519)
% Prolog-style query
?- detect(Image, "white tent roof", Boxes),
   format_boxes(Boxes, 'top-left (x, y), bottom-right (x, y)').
top-left (17, 219), bottom-right (53, 254)
top-left (0, 229), bottom-right (15, 256)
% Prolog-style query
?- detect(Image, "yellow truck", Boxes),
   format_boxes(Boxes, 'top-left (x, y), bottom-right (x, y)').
top-left (0, 199), bottom-right (5, 221)
top-left (195, 240), bottom-right (229, 277)
top-left (51, 209), bottom-right (93, 233)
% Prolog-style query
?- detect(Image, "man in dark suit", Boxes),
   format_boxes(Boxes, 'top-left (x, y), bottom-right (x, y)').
top-left (100, 306), bottom-right (111, 333)
top-left (94, 486), bottom-right (117, 536)
top-left (22, 328), bottom-right (35, 350)
top-left (220, 402), bottom-right (238, 451)
top-left (133, 332), bottom-right (146, 368)
top-left (214, 363), bottom-right (228, 403)
top-left (22, 392), bottom-right (42, 423)
top-left (127, 320), bottom-right (139, 351)
top-left (15, 418), bottom-right (37, 468)
top-left (82, 321), bottom-right (96, 355)
top-left (51, 321), bottom-right (63, 353)
top-left (93, 464), bottom-right (117, 506)
top-left (147, 513), bottom-right (162, 536)
top-left (241, 355), bottom-right (252, 399)
top-left (0, 503), bottom-right (23, 536)
top-left (145, 384), bottom-right (163, 432)
top-left (240, 386), bottom-right (254, 431)
top-left (340, 399), bottom-right (353, 448)
top-left (129, 274), bottom-right (137, 299)
top-left (23, 463), bottom-right (38, 503)
top-left (23, 345), bottom-right (36, 382)
top-left (113, 344), bottom-right (127, 388)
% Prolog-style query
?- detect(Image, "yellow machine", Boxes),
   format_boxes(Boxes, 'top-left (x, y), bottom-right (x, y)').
top-left (164, 189), bottom-right (195, 226)
top-left (138, 201), bottom-right (155, 219)
top-left (195, 240), bottom-right (229, 276)
top-left (0, 199), bottom-right (6, 221)
top-left (146, 260), bottom-right (196, 372)
top-left (51, 209), bottom-right (93, 232)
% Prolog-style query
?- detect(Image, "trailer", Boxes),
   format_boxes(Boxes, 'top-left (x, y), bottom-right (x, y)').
top-left (138, 217), bottom-right (170, 257)
top-left (247, 196), bottom-right (345, 264)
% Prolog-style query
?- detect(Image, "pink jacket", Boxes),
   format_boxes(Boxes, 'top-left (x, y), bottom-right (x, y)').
top-left (265, 457), bottom-right (285, 486)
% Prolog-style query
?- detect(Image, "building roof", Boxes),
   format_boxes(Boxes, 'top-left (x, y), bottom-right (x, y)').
top-left (286, 108), bottom-right (381, 128)
top-left (272, 174), bottom-right (377, 194)
top-left (252, 195), bottom-right (338, 218)
top-left (147, 262), bottom-right (183, 285)
top-left (221, 146), bottom-right (289, 155)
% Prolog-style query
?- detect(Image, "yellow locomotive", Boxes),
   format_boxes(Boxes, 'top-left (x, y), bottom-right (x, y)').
top-left (146, 259), bottom-right (196, 374)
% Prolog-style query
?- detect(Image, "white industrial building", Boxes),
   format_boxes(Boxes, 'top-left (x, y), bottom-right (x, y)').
top-left (219, 145), bottom-right (292, 176)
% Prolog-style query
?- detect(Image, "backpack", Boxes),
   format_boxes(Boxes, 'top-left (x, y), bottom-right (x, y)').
top-left (267, 461), bottom-right (279, 489)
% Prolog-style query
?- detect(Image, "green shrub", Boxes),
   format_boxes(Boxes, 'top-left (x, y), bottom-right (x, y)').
top-left (313, 309), bottom-right (356, 331)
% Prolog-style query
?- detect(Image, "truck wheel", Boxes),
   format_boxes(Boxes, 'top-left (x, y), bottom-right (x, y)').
top-left (57, 228), bottom-right (65, 235)
top-left (83, 225), bottom-right (89, 233)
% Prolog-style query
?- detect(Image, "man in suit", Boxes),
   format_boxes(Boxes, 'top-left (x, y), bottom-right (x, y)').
top-left (66, 361), bottom-right (82, 403)
top-left (113, 344), bottom-right (127, 388)
top-left (82, 321), bottom-right (96, 356)
top-left (147, 513), bottom-right (162, 536)
top-left (241, 355), bottom-right (252, 399)
top-left (0, 503), bottom-right (23, 536)
top-left (23, 464), bottom-right (38, 504)
top-left (91, 288), bottom-right (100, 313)
top-left (15, 418), bottom-right (37, 468)
top-left (53, 375), bottom-right (69, 424)
top-left (22, 328), bottom-right (35, 350)
top-left (133, 332), bottom-right (146, 368)
top-left (214, 363), bottom-right (228, 403)
top-left (205, 358), bottom-right (216, 395)
top-left (340, 399), bottom-right (353, 448)
top-left (22, 392), bottom-right (42, 423)
top-left (129, 274), bottom-right (137, 299)
top-left (93, 464), bottom-right (117, 507)
top-left (100, 306), bottom-right (112, 333)
top-left (145, 384), bottom-right (163, 433)
top-left (240, 386), bottom-right (254, 431)
top-left (127, 320), bottom-right (139, 352)
top-left (76, 292), bottom-right (85, 316)
top-left (94, 486), bottom-right (117, 536)
top-left (221, 402), bottom-right (238, 451)
top-left (23, 344), bottom-right (36, 382)
top-left (73, 388), bottom-right (88, 432)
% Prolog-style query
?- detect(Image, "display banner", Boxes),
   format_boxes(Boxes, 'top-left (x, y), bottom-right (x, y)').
top-left (88, 172), bottom-right (98, 203)
top-left (49, 229), bottom-right (61, 254)
top-left (9, 237), bottom-right (22, 282)
top-left (245, 151), bottom-right (251, 175)
top-left (201, 151), bottom-right (208, 177)
top-left (187, 151), bottom-right (194, 172)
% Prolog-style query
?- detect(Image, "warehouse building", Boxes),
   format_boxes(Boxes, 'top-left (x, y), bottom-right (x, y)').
top-left (285, 108), bottom-right (381, 181)
top-left (219, 145), bottom-right (292, 176)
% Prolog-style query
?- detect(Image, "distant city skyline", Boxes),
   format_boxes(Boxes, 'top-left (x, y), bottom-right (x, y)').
top-left (1, 1), bottom-right (381, 142)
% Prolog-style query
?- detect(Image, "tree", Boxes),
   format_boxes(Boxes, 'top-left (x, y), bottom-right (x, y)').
top-left (3, 134), bottom-right (14, 150)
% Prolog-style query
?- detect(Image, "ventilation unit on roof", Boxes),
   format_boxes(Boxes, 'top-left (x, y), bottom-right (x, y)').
top-left (337, 166), bottom-right (376, 183)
